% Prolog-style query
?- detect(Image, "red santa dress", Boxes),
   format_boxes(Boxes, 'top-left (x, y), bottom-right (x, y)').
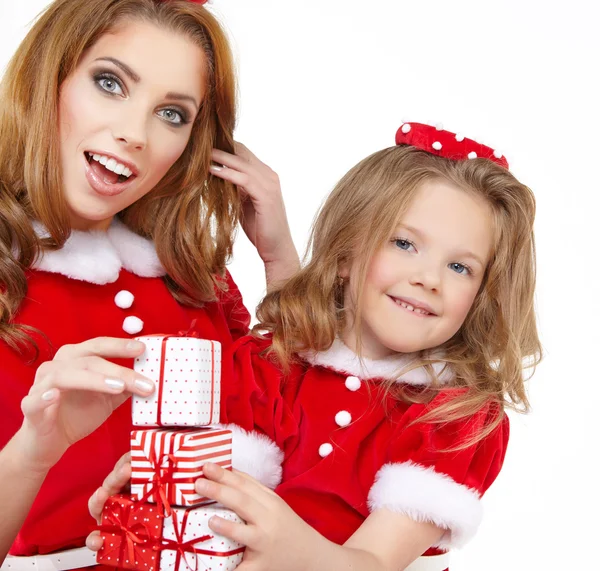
top-left (0, 220), bottom-right (250, 570)
top-left (222, 335), bottom-right (510, 571)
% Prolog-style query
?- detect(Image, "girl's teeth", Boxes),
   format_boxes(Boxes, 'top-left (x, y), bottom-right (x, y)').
top-left (395, 298), bottom-right (429, 315)
top-left (99, 155), bottom-right (108, 166)
top-left (106, 158), bottom-right (117, 170)
top-left (114, 164), bottom-right (125, 175)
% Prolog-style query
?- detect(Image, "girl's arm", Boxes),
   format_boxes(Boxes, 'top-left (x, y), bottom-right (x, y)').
top-left (198, 462), bottom-right (444, 571)
top-left (210, 143), bottom-right (300, 290)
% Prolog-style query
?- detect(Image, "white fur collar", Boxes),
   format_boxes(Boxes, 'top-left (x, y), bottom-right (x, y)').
top-left (32, 219), bottom-right (165, 285)
top-left (302, 338), bottom-right (453, 386)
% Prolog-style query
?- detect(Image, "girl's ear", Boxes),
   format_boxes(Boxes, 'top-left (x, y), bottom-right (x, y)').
top-left (338, 261), bottom-right (351, 279)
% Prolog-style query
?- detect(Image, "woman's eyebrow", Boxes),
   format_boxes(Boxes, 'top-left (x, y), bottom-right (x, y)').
top-left (94, 56), bottom-right (140, 82)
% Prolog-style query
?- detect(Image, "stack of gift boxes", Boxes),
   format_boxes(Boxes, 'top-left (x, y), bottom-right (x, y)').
top-left (97, 333), bottom-right (245, 571)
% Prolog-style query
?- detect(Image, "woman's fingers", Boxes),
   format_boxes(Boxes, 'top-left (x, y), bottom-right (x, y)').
top-left (53, 337), bottom-right (146, 361)
top-left (33, 357), bottom-right (154, 398)
top-left (85, 530), bottom-right (104, 551)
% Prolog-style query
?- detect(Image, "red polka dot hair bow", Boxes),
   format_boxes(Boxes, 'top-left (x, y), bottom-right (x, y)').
top-left (395, 122), bottom-right (509, 169)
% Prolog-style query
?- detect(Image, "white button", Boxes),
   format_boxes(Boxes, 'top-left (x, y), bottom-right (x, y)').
top-left (123, 316), bottom-right (144, 335)
top-left (345, 376), bottom-right (361, 391)
top-left (114, 290), bottom-right (134, 309)
top-left (335, 410), bottom-right (351, 427)
top-left (319, 443), bottom-right (333, 457)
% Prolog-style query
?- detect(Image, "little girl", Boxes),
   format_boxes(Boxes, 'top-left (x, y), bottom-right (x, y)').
top-left (89, 122), bottom-right (540, 571)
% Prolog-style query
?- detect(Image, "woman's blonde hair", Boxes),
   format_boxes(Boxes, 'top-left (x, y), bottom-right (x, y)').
top-left (0, 0), bottom-right (239, 351)
top-left (256, 145), bottom-right (541, 444)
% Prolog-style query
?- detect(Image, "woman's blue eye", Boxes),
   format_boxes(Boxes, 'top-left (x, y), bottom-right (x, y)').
top-left (158, 108), bottom-right (187, 125)
top-left (449, 262), bottom-right (470, 275)
top-left (96, 74), bottom-right (124, 95)
top-left (395, 239), bottom-right (414, 251)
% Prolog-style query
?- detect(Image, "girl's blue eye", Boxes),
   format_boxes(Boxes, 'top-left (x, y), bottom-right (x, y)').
top-left (395, 238), bottom-right (414, 251)
top-left (449, 262), bottom-right (470, 275)
top-left (157, 108), bottom-right (187, 125)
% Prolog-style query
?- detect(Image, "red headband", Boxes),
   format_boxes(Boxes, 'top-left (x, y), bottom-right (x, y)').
top-left (395, 122), bottom-right (509, 169)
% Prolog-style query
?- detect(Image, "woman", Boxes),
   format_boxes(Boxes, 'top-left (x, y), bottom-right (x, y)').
top-left (0, 0), bottom-right (298, 567)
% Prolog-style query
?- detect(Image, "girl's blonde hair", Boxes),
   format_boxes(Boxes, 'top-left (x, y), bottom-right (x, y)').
top-left (0, 0), bottom-right (239, 351)
top-left (256, 145), bottom-right (541, 444)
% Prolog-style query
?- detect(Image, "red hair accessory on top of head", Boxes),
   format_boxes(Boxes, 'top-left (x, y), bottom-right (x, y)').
top-left (395, 122), bottom-right (509, 169)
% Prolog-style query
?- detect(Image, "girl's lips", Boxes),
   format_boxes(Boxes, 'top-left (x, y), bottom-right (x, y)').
top-left (83, 152), bottom-right (137, 197)
top-left (387, 295), bottom-right (437, 317)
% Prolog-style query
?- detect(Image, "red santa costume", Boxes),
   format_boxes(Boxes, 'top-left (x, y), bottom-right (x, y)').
top-left (222, 335), bottom-right (509, 571)
top-left (0, 220), bottom-right (250, 570)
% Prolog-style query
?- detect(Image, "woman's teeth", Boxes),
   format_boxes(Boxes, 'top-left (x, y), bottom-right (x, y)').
top-left (87, 153), bottom-right (133, 178)
top-left (394, 299), bottom-right (430, 315)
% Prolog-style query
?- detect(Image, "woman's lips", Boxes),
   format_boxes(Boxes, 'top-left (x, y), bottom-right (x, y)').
top-left (84, 152), bottom-right (137, 197)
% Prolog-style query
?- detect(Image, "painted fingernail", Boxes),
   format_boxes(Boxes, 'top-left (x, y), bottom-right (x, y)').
top-left (126, 340), bottom-right (145, 351)
top-left (134, 379), bottom-right (154, 393)
top-left (209, 164), bottom-right (223, 172)
top-left (41, 389), bottom-right (57, 401)
top-left (105, 378), bottom-right (125, 390)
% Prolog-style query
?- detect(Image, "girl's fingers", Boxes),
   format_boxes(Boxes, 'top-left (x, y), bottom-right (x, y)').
top-left (20, 388), bottom-right (60, 421)
top-left (85, 530), bottom-right (104, 551)
top-left (34, 357), bottom-right (154, 397)
top-left (53, 337), bottom-right (146, 361)
top-left (208, 515), bottom-right (254, 547)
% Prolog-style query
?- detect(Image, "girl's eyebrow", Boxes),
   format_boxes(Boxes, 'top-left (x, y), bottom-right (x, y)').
top-left (93, 56), bottom-right (199, 111)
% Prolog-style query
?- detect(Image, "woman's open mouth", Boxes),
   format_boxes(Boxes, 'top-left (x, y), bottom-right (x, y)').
top-left (84, 151), bottom-right (138, 196)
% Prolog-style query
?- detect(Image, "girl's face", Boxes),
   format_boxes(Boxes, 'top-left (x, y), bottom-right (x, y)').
top-left (341, 179), bottom-right (494, 359)
top-left (58, 20), bottom-right (207, 231)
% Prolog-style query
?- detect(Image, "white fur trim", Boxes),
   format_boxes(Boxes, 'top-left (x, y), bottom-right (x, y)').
top-left (216, 424), bottom-right (283, 489)
top-left (368, 461), bottom-right (482, 549)
top-left (301, 338), bottom-right (452, 385)
top-left (32, 219), bottom-right (165, 284)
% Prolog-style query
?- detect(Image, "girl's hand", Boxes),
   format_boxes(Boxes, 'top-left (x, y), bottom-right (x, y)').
top-left (86, 452), bottom-right (132, 551)
top-left (210, 143), bottom-right (299, 284)
top-left (195, 462), bottom-right (325, 571)
top-left (18, 338), bottom-right (154, 473)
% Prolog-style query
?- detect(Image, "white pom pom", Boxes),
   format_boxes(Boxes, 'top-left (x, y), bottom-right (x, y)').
top-left (345, 376), bottom-right (361, 391)
top-left (114, 290), bottom-right (134, 309)
top-left (401, 123), bottom-right (411, 134)
top-left (493, 149), bottom-right (503, 159)
top-left (123, 316), bottom-right (144, 335)
top-left (435, 123), bottom-right (444, 131)
top-left (467, 151), bottom-right (478, 159)
top-left (319, 443), bottom-right (333, 457)
top-left (335, 410), bottom-right (352, 427)
top-left (455, 133), bottom-right (465, 142)
top-left (432, 141), bottom-right (443, 151)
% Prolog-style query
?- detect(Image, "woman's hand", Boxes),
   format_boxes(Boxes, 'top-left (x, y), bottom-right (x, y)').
top-left (85, 451), bottom-right (132, 551)
top-left (211, 143), bottom-right (299, 287)
top-left (17, 337), bottom-right (154, 474)
top-left (195, 462), bottom-right (326, 571)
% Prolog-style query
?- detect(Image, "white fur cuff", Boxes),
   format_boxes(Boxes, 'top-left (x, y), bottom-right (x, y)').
top-left (367, 461), bottom-right (482, 549)
top-left (216, 423), bottom-right (283, 489)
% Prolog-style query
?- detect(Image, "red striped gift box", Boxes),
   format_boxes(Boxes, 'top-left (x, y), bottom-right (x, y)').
top-left (131, 427), bottom-right (232, 512)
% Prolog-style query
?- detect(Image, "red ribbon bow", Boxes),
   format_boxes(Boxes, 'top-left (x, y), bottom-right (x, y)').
top-left (99, 502), bottom-right (154, 567)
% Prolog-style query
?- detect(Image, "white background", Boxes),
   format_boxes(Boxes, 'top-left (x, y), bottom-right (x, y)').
top-left (1, 1), bottom-right (599, 569)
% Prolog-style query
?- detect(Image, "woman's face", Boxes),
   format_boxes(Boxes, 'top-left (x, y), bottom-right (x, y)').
top-left (58, 19), bottom-right (207, 230)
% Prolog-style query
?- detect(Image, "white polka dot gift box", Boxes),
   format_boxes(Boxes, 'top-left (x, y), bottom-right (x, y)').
top-left (158, 505), bottom-right (244, 571)
top-left (131, 427), bottom-right (232, 510)
top-left (132, 335), bottom-right (221, 427)
top-left (96, 494), bottom-right (164, 570)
